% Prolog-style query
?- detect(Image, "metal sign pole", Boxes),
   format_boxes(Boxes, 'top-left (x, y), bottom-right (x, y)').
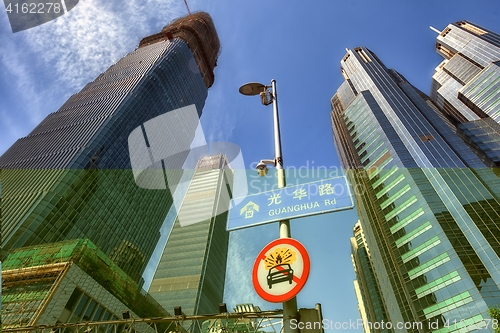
top-left (271, 79), bottom-right (298, 333)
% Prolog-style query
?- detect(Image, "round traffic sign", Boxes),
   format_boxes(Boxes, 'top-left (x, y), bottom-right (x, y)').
top-left (252, 238), bottom-right (310, 303)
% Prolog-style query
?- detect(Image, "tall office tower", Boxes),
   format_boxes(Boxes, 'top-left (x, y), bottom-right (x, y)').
top-left (430, 21), bottom-right (500, 166)
top-left (350, 222), bottom-right (392, 333)
top-left (0, 13), bottom-right (220, 282)
top-left (149, 154), bottom-right (232, 315)
top-left (331, 47), bottom-right (500, 332)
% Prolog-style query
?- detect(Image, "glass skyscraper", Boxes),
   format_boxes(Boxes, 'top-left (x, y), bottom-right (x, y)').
top-left (351, 221), bottom-right (392, 333)
top-left (148, 154), bottom-right (233, 315)
top-left (0, 12), bottom-right (220, 283)
top-left (331, 46), bottom-right (500, 332)
top-left (431, 21), bottom-right (500, 166)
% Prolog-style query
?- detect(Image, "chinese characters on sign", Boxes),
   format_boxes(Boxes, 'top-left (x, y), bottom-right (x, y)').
top-left (270, 183), bottom-right (337, 205)
top-left (269, 193), bottom-right (282, 205)
top-left (227, 177), bottom-right (354, 231)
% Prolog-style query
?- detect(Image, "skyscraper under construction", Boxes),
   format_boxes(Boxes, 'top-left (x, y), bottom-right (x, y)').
top-left (0, 12), bottom-right (220, 283)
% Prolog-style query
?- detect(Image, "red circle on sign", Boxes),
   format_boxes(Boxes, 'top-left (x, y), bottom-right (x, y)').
top-left (252, 238), bottom-right (310, 303)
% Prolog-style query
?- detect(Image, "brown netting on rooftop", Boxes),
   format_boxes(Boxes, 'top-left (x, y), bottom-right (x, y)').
top-left (138, 12), bottom-right (220, 88)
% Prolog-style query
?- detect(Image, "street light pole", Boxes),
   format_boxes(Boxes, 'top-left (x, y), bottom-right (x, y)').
top-left (239, 79), bottom-right (298, 333)
top-left (269, 80), bottom-right (298, 333)
top-left (269, 80), bottom-right (289, 237)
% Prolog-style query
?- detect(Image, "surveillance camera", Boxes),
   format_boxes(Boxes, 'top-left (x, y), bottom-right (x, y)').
top-left (259, 91), bottom-right (273, 106)
top-left (256, 161), bottom-right (269, 177)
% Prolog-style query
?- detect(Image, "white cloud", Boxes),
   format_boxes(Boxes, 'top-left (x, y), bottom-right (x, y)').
top-left (203, 86), bottom-right (237, 143)
top-left (0, 37), bottom-right (46, 126)
top-left (0, 0), bottom-right (185, 155)
top-left (23, 0), bottom-right (184, 92)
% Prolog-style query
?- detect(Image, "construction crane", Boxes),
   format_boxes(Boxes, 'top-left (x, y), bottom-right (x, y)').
top-left (183, 0), bottom-right (191, 15)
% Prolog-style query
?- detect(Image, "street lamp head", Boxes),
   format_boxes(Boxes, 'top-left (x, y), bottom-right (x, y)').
top-left (239, 82), bottom-right (267, 96)
top-left (240, 82), bottom-right (274, 105)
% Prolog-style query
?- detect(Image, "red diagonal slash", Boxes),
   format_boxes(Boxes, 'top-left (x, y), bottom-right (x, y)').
top-left (275, 265), bottom-right (301, 284)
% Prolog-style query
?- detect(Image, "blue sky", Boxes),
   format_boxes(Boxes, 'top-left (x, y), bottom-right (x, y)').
top-left (1, 0), bottom-right (500, 330)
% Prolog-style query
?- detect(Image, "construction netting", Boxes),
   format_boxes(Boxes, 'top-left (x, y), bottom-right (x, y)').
top-left (2, 239), bottom-right (170, 328)
top-left (138, 12), bottom-right (220, 88)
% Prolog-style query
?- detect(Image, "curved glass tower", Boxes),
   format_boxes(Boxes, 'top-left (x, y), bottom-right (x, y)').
top-left (0, 12), bottom-right (220, 282)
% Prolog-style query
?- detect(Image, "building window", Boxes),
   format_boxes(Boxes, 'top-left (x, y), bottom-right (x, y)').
top-left (436, 43), bottom-right (455, 59)
top-left (355, 48), bottom-right (372, 63)
top-left (341, 68), bottom-right (349, 80)
top-left (457, 21), bottom-right (487, 35)
top-left (420, 134), bottom-right (435, 142)
top-left (343, 54), bottom-right (358, 74)
top-left (57, 287), bottom-right (122, 333)
top-left (441, 28), bottom-right (451, 37)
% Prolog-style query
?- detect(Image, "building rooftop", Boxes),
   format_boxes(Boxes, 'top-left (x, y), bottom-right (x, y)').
top-left (139, 12), bottom-right (220, 88)
top-left (2, 239), bottom-right (169, 327)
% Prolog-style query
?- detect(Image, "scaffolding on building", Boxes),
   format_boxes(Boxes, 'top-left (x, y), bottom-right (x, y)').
top-left (1, 310), bottom-right (284, 333)
top-left (2, 249), bottom-right (71, 328)
top-left (1, 239), bottom-right (170, 330)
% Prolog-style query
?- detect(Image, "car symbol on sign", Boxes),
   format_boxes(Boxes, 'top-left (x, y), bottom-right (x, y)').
top-left (267, 264), bottom-right (294, 289)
